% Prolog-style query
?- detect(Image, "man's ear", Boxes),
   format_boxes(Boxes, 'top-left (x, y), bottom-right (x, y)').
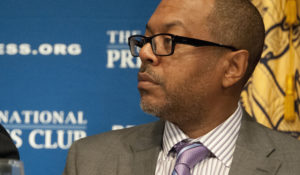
top-left (222, 50), bottom-right (249, 88)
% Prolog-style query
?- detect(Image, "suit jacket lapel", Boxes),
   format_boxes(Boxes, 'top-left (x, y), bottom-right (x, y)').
top-left (126, 120), bottom-right (165, 175)
top-left (132, 145), bottom-right (161, 175)
top-left (229, 113), bottom-right (281, 175)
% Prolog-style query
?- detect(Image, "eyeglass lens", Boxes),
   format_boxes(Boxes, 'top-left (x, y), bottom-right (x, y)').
top-left (129, 36), bottom-right (143, 57)
top-left (129, 34), bottom-right (173, 57)
top-left (152, 35), bottom-right (172, 56)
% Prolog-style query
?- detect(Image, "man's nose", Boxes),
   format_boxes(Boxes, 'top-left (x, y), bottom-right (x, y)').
top-left (139, 43), bottom-right (160, 66)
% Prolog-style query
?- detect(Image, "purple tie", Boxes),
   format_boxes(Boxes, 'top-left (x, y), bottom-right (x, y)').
top-left (172, 141), bottom-right (210, 175)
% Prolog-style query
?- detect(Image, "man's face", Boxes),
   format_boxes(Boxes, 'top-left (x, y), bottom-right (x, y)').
top-left (138, 0), bottom-right (223, 124)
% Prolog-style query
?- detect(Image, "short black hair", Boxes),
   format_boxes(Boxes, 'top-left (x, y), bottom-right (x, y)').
top-left (207, 0), bottom-right (265, 83)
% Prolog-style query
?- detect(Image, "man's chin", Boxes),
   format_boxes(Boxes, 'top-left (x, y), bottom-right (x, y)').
top-left (140, 101), bottom-right (163, 117)
top-left (140, 99), bottom-right (196, 125)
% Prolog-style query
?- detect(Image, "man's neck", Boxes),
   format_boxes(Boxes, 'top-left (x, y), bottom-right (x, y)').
top-left (173, 103), bottom-right (239, 138)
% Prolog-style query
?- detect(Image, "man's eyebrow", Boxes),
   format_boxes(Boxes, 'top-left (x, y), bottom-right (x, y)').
top-left (145, 20), bottom-right (186, 34)
top-left (164, 20), bottom-right (185, 30)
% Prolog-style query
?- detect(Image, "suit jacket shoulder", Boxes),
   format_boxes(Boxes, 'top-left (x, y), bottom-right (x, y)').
top-left (230, 113), bottom-right (300, 175)
top-left (63, 120), bottom-right (164, 175)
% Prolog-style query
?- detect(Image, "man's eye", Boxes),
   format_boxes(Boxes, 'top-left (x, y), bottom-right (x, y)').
top-left (164, 38), bottom-right (172, 45)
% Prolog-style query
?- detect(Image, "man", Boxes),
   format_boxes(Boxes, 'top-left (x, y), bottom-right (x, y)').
top-left (63, 0), bottom-right (300, 174)
top-left (0, 124), bottom-right (19, 159)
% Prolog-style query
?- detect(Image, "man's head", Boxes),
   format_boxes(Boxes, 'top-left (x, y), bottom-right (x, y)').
top-left (135, 0), bottom-right (265, 125)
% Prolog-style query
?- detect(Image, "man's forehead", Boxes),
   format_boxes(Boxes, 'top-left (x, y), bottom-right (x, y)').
top-left (146, 0), bottom-right (214, 35)
top-left (146, 20), bottom-right (187, 34)
top-left (157, 0), bottom-right (214, 10)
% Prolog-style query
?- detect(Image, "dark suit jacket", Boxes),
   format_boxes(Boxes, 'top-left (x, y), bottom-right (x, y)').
top-left (63, 113), bottom-right (300, 175)
top-left (0, 124), bottom-right (19, 159)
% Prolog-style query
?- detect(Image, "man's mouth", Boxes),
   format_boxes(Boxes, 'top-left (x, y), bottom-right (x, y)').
top-left (137, 72), bottom-right (159, 88)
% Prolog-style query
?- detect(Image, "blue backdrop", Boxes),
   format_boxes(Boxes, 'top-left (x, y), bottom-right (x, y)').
top-left (0, 0), bottom-right (160, 174)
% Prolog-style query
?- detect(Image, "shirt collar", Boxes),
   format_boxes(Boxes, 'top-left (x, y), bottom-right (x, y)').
top-left (162, 103), bottom-right (243, 167)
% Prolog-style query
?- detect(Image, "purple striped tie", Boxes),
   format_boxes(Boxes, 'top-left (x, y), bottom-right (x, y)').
top-left (172, 142), bottom-right (210, 175)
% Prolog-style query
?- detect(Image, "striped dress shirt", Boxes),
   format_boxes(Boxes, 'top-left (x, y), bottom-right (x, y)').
top-left (155, 103), bottom-right (243, 175)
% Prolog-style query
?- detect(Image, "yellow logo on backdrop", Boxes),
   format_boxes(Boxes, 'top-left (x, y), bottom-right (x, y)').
top-left (241, 0), bottom-right (300, 139)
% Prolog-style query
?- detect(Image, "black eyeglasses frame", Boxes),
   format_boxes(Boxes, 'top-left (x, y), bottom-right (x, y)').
top-left (128, 33), bottom-right (238, 57)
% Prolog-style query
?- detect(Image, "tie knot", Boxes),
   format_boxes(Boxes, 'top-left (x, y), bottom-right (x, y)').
top-left (172, 141), bottom-right (210, 175)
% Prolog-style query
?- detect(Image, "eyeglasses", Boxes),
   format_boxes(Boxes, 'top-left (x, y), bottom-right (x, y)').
top-left (128, 33), bottom-right (237, 57)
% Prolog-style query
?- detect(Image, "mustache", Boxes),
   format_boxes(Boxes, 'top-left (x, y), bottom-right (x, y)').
top-left (139, 65), bottom-right (163, 85)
